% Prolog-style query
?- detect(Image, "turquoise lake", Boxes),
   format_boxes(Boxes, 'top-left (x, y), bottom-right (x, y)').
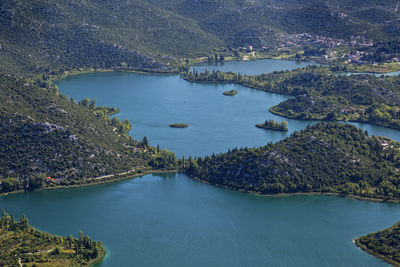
top-left (1, 59), bottom-right (399, 266)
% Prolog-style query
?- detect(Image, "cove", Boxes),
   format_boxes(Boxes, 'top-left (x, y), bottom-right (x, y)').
top-left (1, 59), bottom-right (400, 266)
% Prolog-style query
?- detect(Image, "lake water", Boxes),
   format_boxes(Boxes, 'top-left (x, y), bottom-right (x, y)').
top-left (1, 59), bottom-right (399, 266)
top-left (190, 58), bottom-right (318, 75)
top-left (56, 71), bottom-right (315, 158)
top-left (0, 173), bottom-right (398, 267)
top-left (55, 60), bottom-right (400, 157)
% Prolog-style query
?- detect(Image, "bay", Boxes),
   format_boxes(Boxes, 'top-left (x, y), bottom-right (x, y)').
top-left (1, 59), bottom-right (399, 266)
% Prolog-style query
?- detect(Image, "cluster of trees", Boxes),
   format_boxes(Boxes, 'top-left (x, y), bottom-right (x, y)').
top-left (111, 117), bottom-right (132, 136)
top-left (1, 175), bottom-right (50, 193)
top-left (256, 119), bottom-right (288, 131)
top-left (183, 123), bottom-right (400, 200)
top-left (148, 149), bottom-right (177, 170)
top-left (184, 66), bottom-right (400, 130)
top-left (356, 221), bottom-right (400, 265)
top-left (0, 210), bottom-right (105, 266)
top-left (79, 97), bottom-right (120, 118)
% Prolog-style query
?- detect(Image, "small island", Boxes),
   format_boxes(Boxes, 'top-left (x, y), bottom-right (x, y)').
top-left (169, 123), bottom-right (189, 128)
top-left (256, 119), bottom-right (288, 131)
top-left (222, 89), bottom-right (238, 96)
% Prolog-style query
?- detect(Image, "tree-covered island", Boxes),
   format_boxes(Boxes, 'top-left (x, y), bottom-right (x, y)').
top-left (256, 119), bottom-right (288, 131)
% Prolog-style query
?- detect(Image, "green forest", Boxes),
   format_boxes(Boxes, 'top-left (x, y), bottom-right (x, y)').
top-left (183, 123), bottom-right (400, 201)
top-left (0, 210), bottom-right (105, 266)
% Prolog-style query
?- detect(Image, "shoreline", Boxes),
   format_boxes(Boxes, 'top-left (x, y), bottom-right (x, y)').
top-left (88, 249), bottom-right (107, 267)
top-left (4, 169), bottom-right (397, 204)
top-left (190, 176), bottom-right (400, 203)
top-left (353, 239), bottom-right (400, 266)
top-left (0, 169), bottom-right (178, 197)
top-left (190, 54), bottom-right (400, 75)
top-left (44, 67), bottom-right (177, 84)
top-left (255, 124), bottom-right (288, 132)
top-left (269, 106), bottom-right (400, 132)
top-left (189, 54), bottom-right (322, 66)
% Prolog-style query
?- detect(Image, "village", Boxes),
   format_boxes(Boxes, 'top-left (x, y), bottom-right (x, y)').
top-left (235, 32), bottom-right (400, 67)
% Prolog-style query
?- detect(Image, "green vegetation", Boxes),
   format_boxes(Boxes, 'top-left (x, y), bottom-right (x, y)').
top-left (361, 40), bottom-right (400, 63)
top-left (0, 210), bottom-right (105, 266)
top-left (0, 0), bottom-right (400, 263)
top-left (183, 123), bottom-right (400, 201)
top-left (152, 0), bottom-right (400, 49)
top-left (2, 0), bottom-right (400, 76)
top-left (222, 90), bottom-right (238, 96)
top-left (0, 0), bottom-right (225, 76)
top-left (346, 63), bottom-right (400, 74)
top-left (355, 222), bottom-right (400, 265)
top-left (169, 123), bottom-right (189, 128)
top-left (0, 74), bottom-right (177, 193)
top-left (256, 120), bottom-right (288, 131)
top-left (184, 66), bottom-right (400, 130)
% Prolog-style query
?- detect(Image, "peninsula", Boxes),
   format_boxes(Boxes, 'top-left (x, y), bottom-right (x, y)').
top-left (183, 123), bottom-right (400, 201)
top-left (0, 210), bottom-right (105, 266)
top-left (355, 222), bottom-right (400, 266)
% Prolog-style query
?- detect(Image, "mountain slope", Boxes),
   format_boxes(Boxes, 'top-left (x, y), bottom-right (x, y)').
top-left (1, 0), bottom-right (400, 75)
top-left (151, 0), bottom-right (400, 47)
top-left (0, 74), bottom-right (159, 191)
top-left (0, 0), bottom-right (222, 75)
